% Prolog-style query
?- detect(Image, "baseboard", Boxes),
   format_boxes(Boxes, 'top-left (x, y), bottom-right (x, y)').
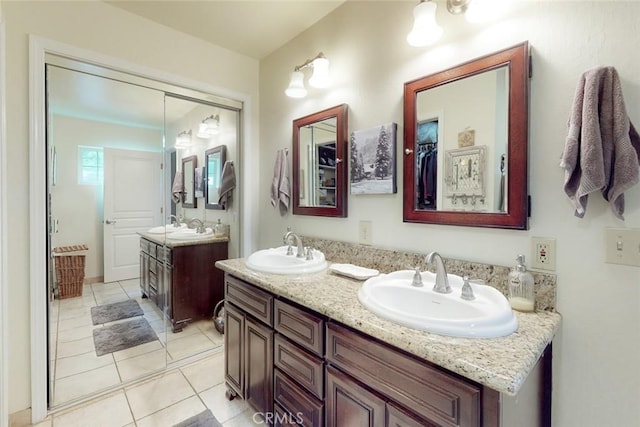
top-left (83, 276), bottom-right (103, 284)
top-left (8, 408), bottom-right (31, 427)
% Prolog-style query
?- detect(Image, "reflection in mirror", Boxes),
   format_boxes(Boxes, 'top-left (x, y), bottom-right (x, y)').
top-left (205, 145), bottom-right (226, 209)
top-left (182, 155), bottom-right (197, 208)
top-left (403, 42), bottom-right (529, 229)
top-left (293, 104), bottom-right (348, 217)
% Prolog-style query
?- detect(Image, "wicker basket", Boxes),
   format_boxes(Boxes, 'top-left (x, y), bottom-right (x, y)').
top-left (54, 245), bottom-right (88, 299)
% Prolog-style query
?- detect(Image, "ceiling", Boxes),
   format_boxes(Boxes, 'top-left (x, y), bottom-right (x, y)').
top-left (48, 1), bottom-right (348, 130)
top-left (104, 0), bottom-right (348, 60)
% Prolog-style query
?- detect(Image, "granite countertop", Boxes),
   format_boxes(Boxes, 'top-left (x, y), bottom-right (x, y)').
top-left (138, 231), bottom-right (229, 248)
top-left (215, 258), bottom-right (562, 396)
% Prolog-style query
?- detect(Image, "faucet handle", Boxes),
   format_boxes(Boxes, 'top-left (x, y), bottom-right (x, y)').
top-left (305, 247), bottom-right (314, 261)
top-left (411, 267), bottom-right (423, 287)
top-left (460, 276), bottom-right (476, 301)
top-left (286, 244), bottom-right (294, 256)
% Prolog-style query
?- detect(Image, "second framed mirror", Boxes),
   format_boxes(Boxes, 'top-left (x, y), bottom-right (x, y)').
top-left (182, 155), bottom-right (197, 208)
top-left (204, 145), bottom-right (226, 209)
top-left (292, 104), bottom-right (348, 217)
top-left (403, 42), bottom-right (529, 229)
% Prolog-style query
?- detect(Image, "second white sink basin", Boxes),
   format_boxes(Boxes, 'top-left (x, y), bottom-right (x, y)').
top-left (246, 245), bottom-right (328, 275)
top-left (358, 270), bottom-right (518, 338)
top-left (147, 224), bottom-right (187, 234)
top-left (166, 228), bottom-right (213, 240)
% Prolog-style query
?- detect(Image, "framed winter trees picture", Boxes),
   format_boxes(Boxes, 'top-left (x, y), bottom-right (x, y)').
top-left (350, 122), bottom-right (397, 194)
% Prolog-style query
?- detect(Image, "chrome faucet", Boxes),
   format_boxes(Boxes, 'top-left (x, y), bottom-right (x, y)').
top-left (169, 215), bottom-right (181, 227)
top-left (188, 218), bottom-right (205, 233)
top-left (425, 251), bottom-right (452, 294)
top-left (283, 231), bottom-right (305, 258)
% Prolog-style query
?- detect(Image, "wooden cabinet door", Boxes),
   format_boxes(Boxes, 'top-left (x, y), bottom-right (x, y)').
top-left (225, 303), bottom-right (245, 398)
top-left (326, 365), bottom-right (385, 427)
top-left (139, 251), bottom-right (149, 297)
top-left (245, 316), bottom-right (274, 415)
top-left (155, 258), bottom-right (165, 312)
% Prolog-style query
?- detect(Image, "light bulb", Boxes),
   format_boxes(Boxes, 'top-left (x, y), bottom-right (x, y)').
top-left (285, 71), bottom-right (307, 98)
top-left (309, 57), bottom-right (330, 88)
top-left (407, 1), bottom-right (443, 47)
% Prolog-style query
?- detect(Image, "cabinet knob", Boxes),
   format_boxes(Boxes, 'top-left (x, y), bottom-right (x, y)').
top-left (105, 219), bottom-right (116, 225)
top-left (335, 158), bottom-right (343, 163)
top-left (405, 148), bottom-right (414, 155)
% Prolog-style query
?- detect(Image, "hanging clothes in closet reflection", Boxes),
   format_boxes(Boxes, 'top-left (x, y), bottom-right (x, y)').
top-left (417, 141), bottom-right (437, 209)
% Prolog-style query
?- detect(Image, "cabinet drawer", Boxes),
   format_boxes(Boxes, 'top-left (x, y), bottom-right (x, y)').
top-left (326, 322), bottom-right (481, 427)
top-left (225, 275), bottom-right (273, 326)
top-left (161, 246), bottom-right (172, 265)
top-left (274, 403), bottom-right (302, 426)
top-left (274, 368), bottom-right (324, 427)
top-left (274, 333), bottom-right (324, 399)
top-left (387, 402), bottom-right (438, 427)
top-left (274, 299), bottom-right (324, 356)
top-left (140, 238), bottom-right (150, 254)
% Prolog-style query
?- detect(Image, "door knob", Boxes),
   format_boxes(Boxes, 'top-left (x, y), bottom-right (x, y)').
top-left (105, 219), bottom-right (116, 225)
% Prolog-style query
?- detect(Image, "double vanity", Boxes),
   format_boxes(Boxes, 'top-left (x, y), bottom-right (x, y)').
top-left (138, 227), bottom-right (228, 332)
top-left (216, 240), bottom-right (561, 427)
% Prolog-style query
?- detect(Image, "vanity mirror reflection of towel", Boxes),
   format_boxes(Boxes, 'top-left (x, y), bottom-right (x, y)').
top-left (218, 160), bottom-right (236, 209)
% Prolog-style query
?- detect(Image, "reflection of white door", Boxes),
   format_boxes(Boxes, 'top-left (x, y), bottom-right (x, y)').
top-left (104, 148), bottom-right (161, 283)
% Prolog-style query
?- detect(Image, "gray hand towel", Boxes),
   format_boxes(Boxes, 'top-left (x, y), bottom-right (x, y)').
top-left (171, 171), bottom-right (183, 203)
top-left (560, 66), bottom-right (640, 219)
top-left (218, 161), bottom-right (235, 209)
top-left (271, 149), bottom-right (290, 209)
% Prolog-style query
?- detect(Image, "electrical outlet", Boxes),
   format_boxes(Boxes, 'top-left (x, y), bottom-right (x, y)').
top-left (605, 228), bottom-right (640, 267)
top-left (359, 220), bottom-right (373, 245)
top-left (531, 237), bottom-right (556, 270)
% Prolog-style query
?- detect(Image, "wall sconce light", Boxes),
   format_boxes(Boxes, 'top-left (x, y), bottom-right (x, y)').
top-left (408, 0), bottom-right (486, 47)
top-left (197, 114), bottom-right (220, 138)
top-left (285, 52), bottom-right (330, 98)
top-left (175, 130), bottom-right (192, 149)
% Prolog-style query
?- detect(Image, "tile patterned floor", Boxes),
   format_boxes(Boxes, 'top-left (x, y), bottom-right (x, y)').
top-left (31, 351), bottom-right (260, 427)
top-left (45, 278), bottom-right (238, 426)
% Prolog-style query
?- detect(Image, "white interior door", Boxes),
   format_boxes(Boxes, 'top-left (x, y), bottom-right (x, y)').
top-left (104, 148), bottom-right (162, 282)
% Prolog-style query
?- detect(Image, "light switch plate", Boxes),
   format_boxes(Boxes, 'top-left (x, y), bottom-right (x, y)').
top-left (531, 237), bottom-right (556, 270)
top-left (605, 228), bottom-right (640, 267)
top-left (359, 220), bottom-right (373, 245)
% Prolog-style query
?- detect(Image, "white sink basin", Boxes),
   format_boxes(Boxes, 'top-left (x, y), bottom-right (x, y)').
top-left (147, 224), bottom-right (187, 234)
top-left (166, 228), bottom-right (213, 240)
top-left (358, 270), bottom-right (518, 338)
top-left (246, 245), bottom-right (328, 275)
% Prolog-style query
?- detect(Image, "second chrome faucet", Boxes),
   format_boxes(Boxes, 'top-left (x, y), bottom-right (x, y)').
top-left (425, 251), bottom-right (452, 294)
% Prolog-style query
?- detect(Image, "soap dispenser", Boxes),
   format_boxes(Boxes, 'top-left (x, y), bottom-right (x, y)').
top-left (214, 219), bottom-right (225, 237)
top-left (508, 254), bottom-right (535, 312)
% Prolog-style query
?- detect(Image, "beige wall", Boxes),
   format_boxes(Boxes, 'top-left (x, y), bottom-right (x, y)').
top-left (50, 115), bottom-right (162, 279)
top-left (3, 0), bottom-right (259, 413)
top-left (259, 2), bottom-right (640, 426)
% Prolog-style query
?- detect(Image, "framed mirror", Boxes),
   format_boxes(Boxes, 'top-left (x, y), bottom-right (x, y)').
top-left (403, 42), bottom-right (529, 229)
top-left (182, 155), bottom-right (197, 208)
top-left (293, 104), bottom-right (348, 217)
top-left (204, 145), bottom-right (226, 209)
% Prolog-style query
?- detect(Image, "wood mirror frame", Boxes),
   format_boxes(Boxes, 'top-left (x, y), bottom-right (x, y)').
top-left (204, 145), bottom-right (226, 210)
top-left (182, 155), bottom-right (197, 209)
top-left (403, 42), bottom-right (529, 229)
top-left (292, 104), bottom-right (349, 217)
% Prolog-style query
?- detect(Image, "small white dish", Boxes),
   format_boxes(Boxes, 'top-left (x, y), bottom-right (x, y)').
top-left (330, 263), bottom-right (379, 280)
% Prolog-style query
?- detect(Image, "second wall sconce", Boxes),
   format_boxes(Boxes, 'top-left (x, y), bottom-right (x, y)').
top-left (285, 52), bottom-right (330, 98)
top-left (175, 130), bottom-right (192, 149)
top-left (407, 0), bottom-right (494, 47)
top-left (197, 114), bottom-right (220, 138)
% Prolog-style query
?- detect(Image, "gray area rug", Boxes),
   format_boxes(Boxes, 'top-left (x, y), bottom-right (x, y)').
top-left (93, 317), bottom-right (158, 356)
top-left (91, 299), bottom-right (144, 325)
top-left (173, 409), bottom-right (222, 427)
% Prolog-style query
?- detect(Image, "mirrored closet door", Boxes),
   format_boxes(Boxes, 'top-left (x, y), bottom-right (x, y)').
top-left (46, 60), bottom-right (241, 409)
